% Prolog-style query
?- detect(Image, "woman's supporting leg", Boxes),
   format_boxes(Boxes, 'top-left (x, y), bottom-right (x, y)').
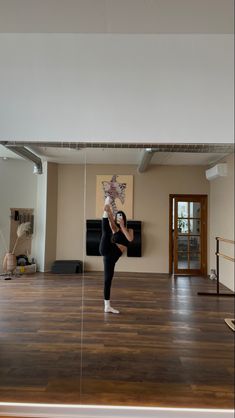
top-left (103, 254), bottom-right (116, 300)
top-left (103, 248), bottom-right (122, 314)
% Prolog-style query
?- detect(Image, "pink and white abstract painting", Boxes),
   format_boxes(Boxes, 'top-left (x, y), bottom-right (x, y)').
top-left (96, 174), bottom-right (133, 218)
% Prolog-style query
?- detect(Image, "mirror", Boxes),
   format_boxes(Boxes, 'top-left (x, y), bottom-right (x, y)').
top-left (0, 143), bottom-right (234, 410)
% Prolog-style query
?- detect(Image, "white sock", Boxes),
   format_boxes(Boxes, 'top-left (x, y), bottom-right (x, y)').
top-left (103, 196), bottom-right (111, 218)
top-left (104, 300), bottom-right (119, 314)
top-left (105, 196), bottom-right (112, 205)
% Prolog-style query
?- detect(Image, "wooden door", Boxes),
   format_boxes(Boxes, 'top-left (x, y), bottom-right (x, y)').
top-left (170, 195), bottom-right (207, 276)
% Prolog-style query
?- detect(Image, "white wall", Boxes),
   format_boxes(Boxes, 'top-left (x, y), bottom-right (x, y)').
top-left (0, 160), bottom-right (58, 273)
top-left (0, 159), bottom-right (37, 272)
top-left (56, 163), bottom-right (209, 274)
top-left (209, 154), bottom-right (234, 291)
top-left (0, 34), bottom-right (233, 143)
top-left (56, 164), bottom-right (85, 261)
top-left (33, 162), bottom-right (48, 272)
top-left (44, 162), bottom-right (58, 271)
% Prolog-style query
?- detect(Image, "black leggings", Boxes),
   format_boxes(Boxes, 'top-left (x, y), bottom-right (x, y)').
top-left (99, 217), bottom-right (122, 300)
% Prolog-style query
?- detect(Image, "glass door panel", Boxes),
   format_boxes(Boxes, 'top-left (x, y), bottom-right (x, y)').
top-left (177, 219), bottom-right (189, 234)
top-left (177, 201), bottom-right (188, 218)
top-left (189, 202), bottom-right (201, 218)
top-left (189, 236), bottom-right (200, 252)
top-left (177, 252), bottom-right (188, 269)
top-left (190, 219), bottom-right (200, 234)
top-left (189, 253), bottom-right (201, 269)
top-left (177, 235), bottom-right (188, 251)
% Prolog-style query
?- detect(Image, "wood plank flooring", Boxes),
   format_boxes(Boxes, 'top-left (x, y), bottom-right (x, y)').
top-left (0, 272), bottom-right (234, 409)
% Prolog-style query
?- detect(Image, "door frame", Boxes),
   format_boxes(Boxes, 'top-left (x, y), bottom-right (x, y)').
top-left (169, 194), bottom-right (208, 276)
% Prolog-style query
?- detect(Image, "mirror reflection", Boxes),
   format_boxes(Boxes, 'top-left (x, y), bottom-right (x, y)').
top-left (0, 143), bottom-right (234, 409)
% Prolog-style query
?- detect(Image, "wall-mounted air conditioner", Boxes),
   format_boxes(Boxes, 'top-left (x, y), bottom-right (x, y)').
top-left (205, 163), bottom-right (228, 181)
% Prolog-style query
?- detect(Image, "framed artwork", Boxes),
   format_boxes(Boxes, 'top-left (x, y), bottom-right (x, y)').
top-left (96, 174), bottom-right (133, 218)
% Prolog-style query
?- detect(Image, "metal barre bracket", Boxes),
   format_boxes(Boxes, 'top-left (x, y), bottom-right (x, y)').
top-left (198, 236), bottom-right (235, 297)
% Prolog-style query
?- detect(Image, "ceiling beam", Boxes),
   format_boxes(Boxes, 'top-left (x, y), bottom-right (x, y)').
top-left (138, 149), bottom-right (154, 173)
top-left (1, 141), bottom-right (234, 153)
top-left (3, 145), bottom-right (43, 174)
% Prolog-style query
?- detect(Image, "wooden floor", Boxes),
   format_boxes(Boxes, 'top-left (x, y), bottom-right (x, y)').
top-left (0, 272), bottom-right (234, 409)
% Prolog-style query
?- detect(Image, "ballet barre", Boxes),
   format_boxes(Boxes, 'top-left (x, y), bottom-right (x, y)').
top-left (198, 236), bottom-right (235, 297)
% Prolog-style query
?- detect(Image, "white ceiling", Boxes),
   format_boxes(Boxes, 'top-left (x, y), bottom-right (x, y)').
top-left (0, 144), bottom-right (230, 166)
top-left (0, 1), bottom-right (232, 167)
top-left (0, 0), bottom-right (233, 33)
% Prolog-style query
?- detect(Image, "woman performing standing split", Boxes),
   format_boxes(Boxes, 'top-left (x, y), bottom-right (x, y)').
top-left (99, 197), bottom-right (134, 314)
